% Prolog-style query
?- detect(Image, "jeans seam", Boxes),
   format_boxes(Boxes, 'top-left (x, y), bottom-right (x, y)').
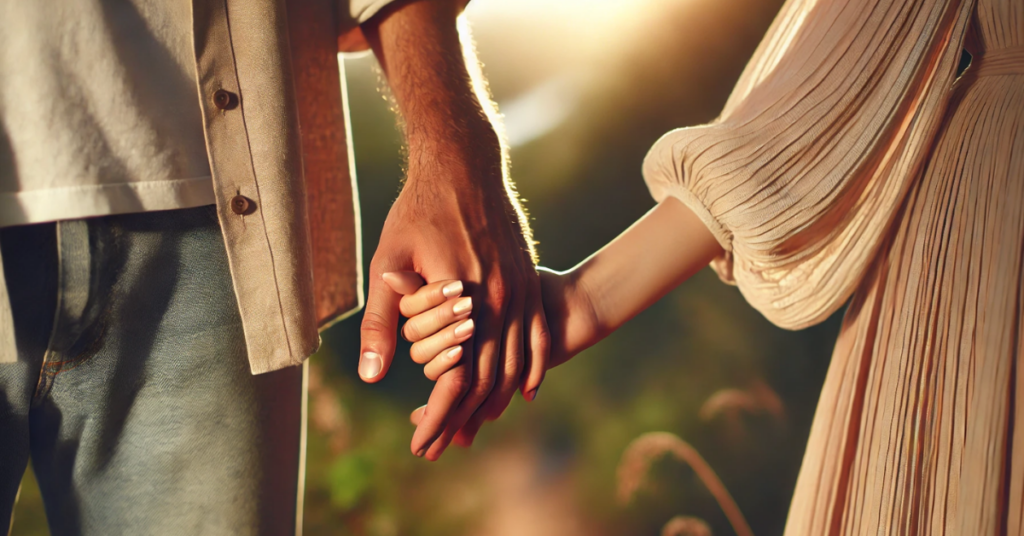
top-left (32, 221), bottom-right (67, 405)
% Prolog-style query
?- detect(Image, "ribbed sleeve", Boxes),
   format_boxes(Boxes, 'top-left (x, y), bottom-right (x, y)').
top-left (642, 0), bottom-right (974, 329)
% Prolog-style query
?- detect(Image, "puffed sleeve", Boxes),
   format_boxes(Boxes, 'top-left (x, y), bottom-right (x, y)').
top-left (643, 0), bottom-right (974, 329)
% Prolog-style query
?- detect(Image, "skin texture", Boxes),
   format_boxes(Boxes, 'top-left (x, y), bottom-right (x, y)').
top-left (393, 198), bottom-right (725, 406)
top-left (358, 0), bottom-right (549, 460)
top-left (538, 198), bottom-right (723, 365)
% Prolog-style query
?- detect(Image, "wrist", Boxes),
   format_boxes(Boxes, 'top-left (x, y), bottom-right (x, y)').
top-left (405, 125), bottom-right (506, 191)
top-left (406, 119), bottom-right (502, 164)
top-left (564, 267), bottom-right (606, 344)
top-left (541, 266), bottom-right (604, 367)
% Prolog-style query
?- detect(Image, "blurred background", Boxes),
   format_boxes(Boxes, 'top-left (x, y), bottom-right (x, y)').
top-left (12, 0), bottom-right (848, 534)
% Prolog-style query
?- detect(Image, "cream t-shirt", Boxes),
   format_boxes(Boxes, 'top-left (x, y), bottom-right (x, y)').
top-left (0, 0), bottom-right (215, 227)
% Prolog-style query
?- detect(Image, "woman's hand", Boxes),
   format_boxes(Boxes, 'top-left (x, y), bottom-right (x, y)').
top-left (381, 272), bottom-right (477, 381)
top-left (391, 198), bottom-right (723, 442)
top-left (385, 268), bottom-right (603, 386)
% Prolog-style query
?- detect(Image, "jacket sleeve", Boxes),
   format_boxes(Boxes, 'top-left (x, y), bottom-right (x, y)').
top-left (643, 0), bottom-right (974, 329)
top-left (336, 0), bottom-right (473, 52)
top-left (336, 0), bottom-right (393, 52)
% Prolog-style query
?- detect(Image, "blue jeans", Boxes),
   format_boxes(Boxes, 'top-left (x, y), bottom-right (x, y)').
top-left (0, 206), bottom-right (306, 536)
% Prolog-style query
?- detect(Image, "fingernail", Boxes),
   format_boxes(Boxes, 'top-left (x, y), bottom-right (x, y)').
top-left (446, 346), bottom-right (462, 361)
top-left (526, 387), bottom-right (539, 402)
top-left (442, 281), bottom-right (464, 298)
top-left (410, 404), bottom-right (427, 426)
top-left (452, 296), bottom-right (473, 316)
top-left (454, 319), bottom-right (474, 338)
top-left (359, 351), bottom-right (382, 379)
top-left (415, 448), bottom-right (426, 457)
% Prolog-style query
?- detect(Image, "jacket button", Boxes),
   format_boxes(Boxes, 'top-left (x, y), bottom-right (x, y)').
top-left (230, 195), bottom-right (252, 215)
top-left (213, 89), bottom-right (238, 110)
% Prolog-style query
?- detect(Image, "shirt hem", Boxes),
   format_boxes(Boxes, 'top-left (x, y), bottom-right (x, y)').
top-left (0, 176), bottom-right (217, 227)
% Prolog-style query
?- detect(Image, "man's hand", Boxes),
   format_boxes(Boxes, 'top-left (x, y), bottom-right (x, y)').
top-left (358, 0), bottom-right (549, 460)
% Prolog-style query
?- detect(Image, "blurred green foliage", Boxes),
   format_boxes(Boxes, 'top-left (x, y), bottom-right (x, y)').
top-left (11, 0), bottom-right (851, 535)
top-left (329, 453), bottom-right (375, 511)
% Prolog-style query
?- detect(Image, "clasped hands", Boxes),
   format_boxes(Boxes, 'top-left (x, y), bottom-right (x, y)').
top-left (356, 158), bottom-right (553, 461)
top-left (351, 145), bottom-right (702, 461)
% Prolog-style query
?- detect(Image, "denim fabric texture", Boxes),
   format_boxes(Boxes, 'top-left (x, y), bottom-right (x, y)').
top-left (0, 206), bottom-right (305, 535)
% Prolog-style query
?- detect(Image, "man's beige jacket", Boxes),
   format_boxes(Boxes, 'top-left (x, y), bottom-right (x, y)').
top-left (0, 0), bottom-right (396, 373)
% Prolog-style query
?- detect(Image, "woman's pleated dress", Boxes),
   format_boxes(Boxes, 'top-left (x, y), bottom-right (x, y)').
top-left (642, 0), bottom-right (1024, 533)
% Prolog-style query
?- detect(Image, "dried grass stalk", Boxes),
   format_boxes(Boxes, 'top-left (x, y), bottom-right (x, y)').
top-left (699, 380), bottom-right (784, 423)
top-left (617, 432), bottom-right (754, 536)
top-left (661, 516), bottom-right (712, 536)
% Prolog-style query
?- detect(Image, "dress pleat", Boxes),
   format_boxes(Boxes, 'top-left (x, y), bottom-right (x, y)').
top-left (796, 66), bottom-right (1024, 534)
top-left (643, 0), bottom-right (1023, 532)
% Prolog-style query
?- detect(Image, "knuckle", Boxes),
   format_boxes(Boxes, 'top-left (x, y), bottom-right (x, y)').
top-left (434, 305), bottom-right (449, 325)
top-left (470, 385), bottom-right (492, 402)
top-left (409, 344), bottom-right (430, 364)
top-left (472, 375), bottom-right (496, 399)
top-left (432, 283), bottom-right (450, 302)
top-left (360, 313), bottom-right (390, 335)
top-left (504, 350), bottom-right (523, 376)
top-left (368, 256), bottom-right (391, 274)
top-left (445, 373), bottom-right (472, 398)
top-left (486, 277), bottom-right (509, 302)
top-left (402, 321), bottom-right (423, 342)
top-left (398, 299), bottom-right (414, 318)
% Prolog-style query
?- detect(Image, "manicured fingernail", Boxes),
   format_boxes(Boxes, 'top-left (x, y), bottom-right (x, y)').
top-left (359, 351), bottom-right (382, 379)
top-left (442, 281), bottom-right (463, 298)
top-left (446, 346), bottom-right (462, 361)
top-left (526, 387), bottom-right (539, 402)
top-left (452, 296), bottom-right (473, 316)
top-left (454, 319), bottom-right (474, 338)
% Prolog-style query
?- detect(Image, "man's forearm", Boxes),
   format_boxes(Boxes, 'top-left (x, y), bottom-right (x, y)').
top-left (362, 0), bottom-right (535, 259)
top-left (357, 0), bottom-right (549, 459)
top-left (363, 0), bottom-right (501, 175)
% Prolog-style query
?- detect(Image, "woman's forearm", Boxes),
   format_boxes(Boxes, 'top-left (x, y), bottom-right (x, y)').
top-left (571, 197), bottom-right (724, 341)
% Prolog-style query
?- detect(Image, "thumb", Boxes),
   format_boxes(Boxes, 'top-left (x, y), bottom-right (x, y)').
top-left (359, 270), bottom-right (403, 383)
top-left (382, 271), bottom-right (426, 295)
